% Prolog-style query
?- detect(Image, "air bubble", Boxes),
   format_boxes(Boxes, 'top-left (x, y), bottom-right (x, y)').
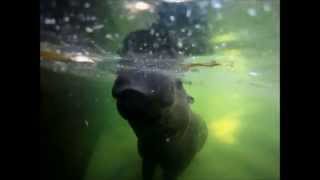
top-left (85, 27), bottom-right (94, 33)
top-left (247, 8), bottom-right (257, 16)
top-left (93, 24), bottom-right (104, 30)
top-left (150, 29), bottom-right (155, 35)
top-left (211, 0), bottom-right (222, 9)
top-left (44, 18), bottom-right (56, 25)
top-left (186, 9), bottom-right (192, 17)
top-left (105, 34), bottom-right (113, 39)
top-left (84, 2), bottom-right (91, 8)
top-left (169, 16), bottom-right (175, 22)
top-left (64, 16), bottom-right (70, 22)
top-left (263, 3), bottom-right (271, 12)
top-left (55, 25), bottom-right (60, 30)
top-left (249, 72), bottom-right (258, 76)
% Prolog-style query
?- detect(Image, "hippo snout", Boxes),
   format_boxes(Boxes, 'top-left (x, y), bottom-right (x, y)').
top-left (112, 71), bottom-right (176, 121)
top-left (114, 88), bottom-right (153, 120)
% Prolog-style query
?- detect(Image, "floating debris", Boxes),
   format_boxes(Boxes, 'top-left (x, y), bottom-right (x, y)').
top-left (170, 16), bottom-right (176, 22)
top-left (247, 8), bottom-right (257, 16)
top-left (40, 49), bottom-right (95, 64)
top-left (125, 1), bottom-right (153, 13)
top-left (150, 29), bottom-right (155, 35)
top-left (63, 16), bottom-right (70, 22)
top-left (72, 55), bottom-right (95, 63)
top-left (249, 71), bottom-right (258, 76)
top-left (105, 34), bottom-right (113, 39)
top-left (211, 0), bottom-right (222, 9)
top-left (40, 50), bottom-right (70, 62)
top-left (181, 60), bottom-right (221, 71)
top-left (263, 3), bottom-right (271, 12)
top-left (93, 24), bottom-right (104, 30)
top-left (90, 16), bottom-right (97, 21)
top-left (85, 27), bottom-right (94, 33)
top-left (55, 25), bottom-right (60, 31)
top-left (84, 2), bottom-right (91, 8)
top-left (135, 1), bottom-right (152, 11)
top-left (177, 41), bottom-right (183, 48)
top-left (72, 34), bottom-right (78, 40)
top-left (165, 137), bottom-right (170, 142)
top-left (186, 9), bottom-right (192, 17)
top-left (44, 18), bottom-right (56, 25)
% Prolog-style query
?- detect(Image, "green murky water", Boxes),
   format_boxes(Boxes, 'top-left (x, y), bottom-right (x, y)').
top-left (40, 0), bottom-right (279, 180)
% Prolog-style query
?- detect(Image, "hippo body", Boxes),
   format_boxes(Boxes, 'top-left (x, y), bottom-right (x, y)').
top-left (112, 68), bottom-right (207, 180)
top-left (112, 2), bottom-right (209, 179)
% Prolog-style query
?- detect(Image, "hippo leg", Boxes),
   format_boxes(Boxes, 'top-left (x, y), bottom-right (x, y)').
top-left (142, 158), bottom-right (157, 180)
top-left (163, 170), bottom-right (179, 180)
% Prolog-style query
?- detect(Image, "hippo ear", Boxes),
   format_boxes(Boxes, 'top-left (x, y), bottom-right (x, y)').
top-left (187, 96), bottom-right (194, 104)
top-left (175, 79), bottom-right (183, 90)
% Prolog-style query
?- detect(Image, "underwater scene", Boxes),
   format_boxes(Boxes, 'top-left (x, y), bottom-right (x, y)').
top-left (40, 0), bottom-right (279, 180)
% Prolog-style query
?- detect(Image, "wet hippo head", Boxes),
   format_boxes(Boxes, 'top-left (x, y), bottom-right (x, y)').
top-left (112, 69), bottom-right (182, 123)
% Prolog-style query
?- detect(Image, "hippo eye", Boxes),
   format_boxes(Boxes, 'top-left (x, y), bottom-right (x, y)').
top-left (115, 76), bottom-right (128, 87)
top-left (112, 76), bottom-right (129, 98)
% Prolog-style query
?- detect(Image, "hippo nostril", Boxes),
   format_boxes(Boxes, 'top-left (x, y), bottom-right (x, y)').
top-left (115, 89), bottom-right (152, 120)
top-left (118, 89), bottom-right (146, 100)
